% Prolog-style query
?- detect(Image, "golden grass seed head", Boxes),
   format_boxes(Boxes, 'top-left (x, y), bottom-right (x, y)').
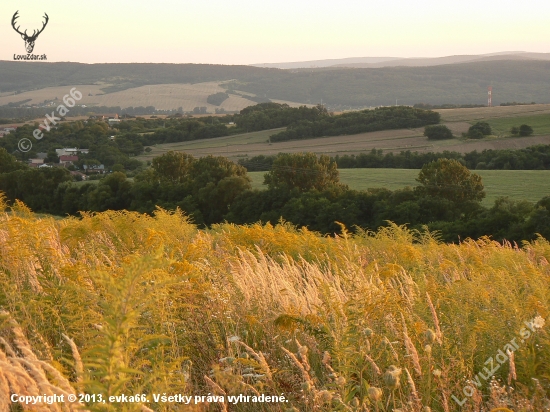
top-left (298, 345), bottom-right (308, 356)
top-left (424, 329), bottom-right (436, 345)
top-left (350, 397), bottom-right (360, 407)
top-left (335, 376), bottom-right (346, 386)
top-left (367, 386), bottom-right (383, 402)
top-left (424, 344), bottom-right (432, 354)
top-left (322, 351), bottom-right (331, 365)
top-left (383, 365), bottom-right (402, 390)
top-left (363, 327), bottom-right (373, 337)
top-left (318, 390), bottom-right (332, 403)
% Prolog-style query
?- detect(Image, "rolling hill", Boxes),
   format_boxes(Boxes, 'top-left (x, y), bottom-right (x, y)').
top-left (252, 51), bottom-right (550, 69)
top-left (2, 59), bottom-right (550, 110)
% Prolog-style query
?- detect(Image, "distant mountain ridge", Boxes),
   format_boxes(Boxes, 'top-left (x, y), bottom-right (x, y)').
top-left (251, 56), bottom-right (400, 69)
top-left (252, 52), bottom-right (550, 69)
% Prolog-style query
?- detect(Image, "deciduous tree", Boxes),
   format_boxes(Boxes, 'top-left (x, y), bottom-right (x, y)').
top-left (415, 158), bottom-right (485, 203)
top-left (264, 153), bottom-right (340, 192)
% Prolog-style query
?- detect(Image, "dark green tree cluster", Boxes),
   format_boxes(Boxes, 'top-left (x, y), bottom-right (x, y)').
top-left (464, 145), bottom-right (550, 169)
top-left (143, 120), bottom-right (229, 144)
top-left (206, 92), bottom-right (229, 106)
top-left (270, 106), bottom-right (440, 142)
top-left (467, 122), bottom-right (492, 139)
top-left (424, 125), bottom-right (454, 140)
top-left (239, 144), bottom-right (550, 171)
top-left (263, 153), bottom-right (340, 192)
top-left (510, 125), bottom-right (534, 136)
top-left (235, 103), bottom-right (328, 133)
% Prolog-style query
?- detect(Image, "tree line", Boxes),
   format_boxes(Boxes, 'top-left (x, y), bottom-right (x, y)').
top-left (269, 106), bottom-right (440, 142)
top-left (0, 105), bottom-right (176, 121)
top-left (0, 149), bottom-right (548, 243)
top-left (238, 144), bottom-right (550, 171)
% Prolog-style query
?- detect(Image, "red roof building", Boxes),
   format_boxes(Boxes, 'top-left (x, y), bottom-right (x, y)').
top-left (59, 155), bottom-right (79, 162)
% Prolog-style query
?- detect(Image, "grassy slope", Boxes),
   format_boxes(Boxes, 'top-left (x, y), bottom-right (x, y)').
top-left (485, 114), bottom-right (550, 136)
top-left (249, 169), bottom-right (550, 205)
top-left (437, 106), bottom-right (550, 136)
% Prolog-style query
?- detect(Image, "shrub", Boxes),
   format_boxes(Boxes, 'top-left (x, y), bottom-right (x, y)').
top-left (206, 92), bottom-right (229, 106)
top-left (468, 121), bottom-right (491, 138)
top-left (519, 124), bottom-right (534, 136)
top-left (469, 129), bottom-right (484, 139)
top-left (424, 124), bottom-right (453, 140)
top-left (510, 126), bottom-right (520, 136)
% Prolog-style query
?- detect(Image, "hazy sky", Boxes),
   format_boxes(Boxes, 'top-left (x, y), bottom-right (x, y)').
top-left (1, 0), bottom-right (549, 64)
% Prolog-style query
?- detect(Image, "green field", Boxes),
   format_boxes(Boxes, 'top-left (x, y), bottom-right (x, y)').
top-left (249, 169), bottom-right (550, 205)
top-left (483, 114), bottom-right (550, 136)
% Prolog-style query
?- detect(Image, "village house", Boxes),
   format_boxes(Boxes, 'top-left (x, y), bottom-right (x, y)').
top-left (56, 148), bottom-right (89, 156)
top-left (29, 158), bottom-right (44, 166)
top-left (0, 126), bottom-right (18, 137)
top-left (90, 114), bottom-right (119, 121)
top-left (59, 155), bottom-right (79, 167)
top-left (83, 164), bottom-right (106, 174)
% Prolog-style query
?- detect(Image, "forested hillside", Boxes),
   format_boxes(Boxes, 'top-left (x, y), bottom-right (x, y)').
top-left (2, 60), bottom-right (550, 108)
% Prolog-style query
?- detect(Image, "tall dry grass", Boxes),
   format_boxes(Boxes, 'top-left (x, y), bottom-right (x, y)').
top-left (0, 198), bottom-right (548, 411)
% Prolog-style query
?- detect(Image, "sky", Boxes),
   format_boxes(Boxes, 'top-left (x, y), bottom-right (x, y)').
top-left (0, 0), bottom-right (549, 65)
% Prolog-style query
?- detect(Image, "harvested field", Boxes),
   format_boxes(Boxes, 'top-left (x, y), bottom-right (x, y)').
top-left (0, 82), bottom-right (309, 112)
top-left (0, 84), bottom-right (107, 106)
top-left (137, 126), bottom-right (550, 163)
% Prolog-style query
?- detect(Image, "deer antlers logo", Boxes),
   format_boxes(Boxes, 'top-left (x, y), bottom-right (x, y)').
top-left (11, 11), bottom-right (49, 54)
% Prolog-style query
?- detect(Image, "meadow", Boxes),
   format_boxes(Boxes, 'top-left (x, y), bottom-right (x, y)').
top-left (484, 115), bottom-right (550, 136)
top-left (0, 198), bottom-right (548, 411)
top-left (249, 169), bottom-right (550, 206)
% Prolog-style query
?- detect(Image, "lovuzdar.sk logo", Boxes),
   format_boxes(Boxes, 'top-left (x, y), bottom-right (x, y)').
top-left (11, 10), bottom-right (49, 61)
